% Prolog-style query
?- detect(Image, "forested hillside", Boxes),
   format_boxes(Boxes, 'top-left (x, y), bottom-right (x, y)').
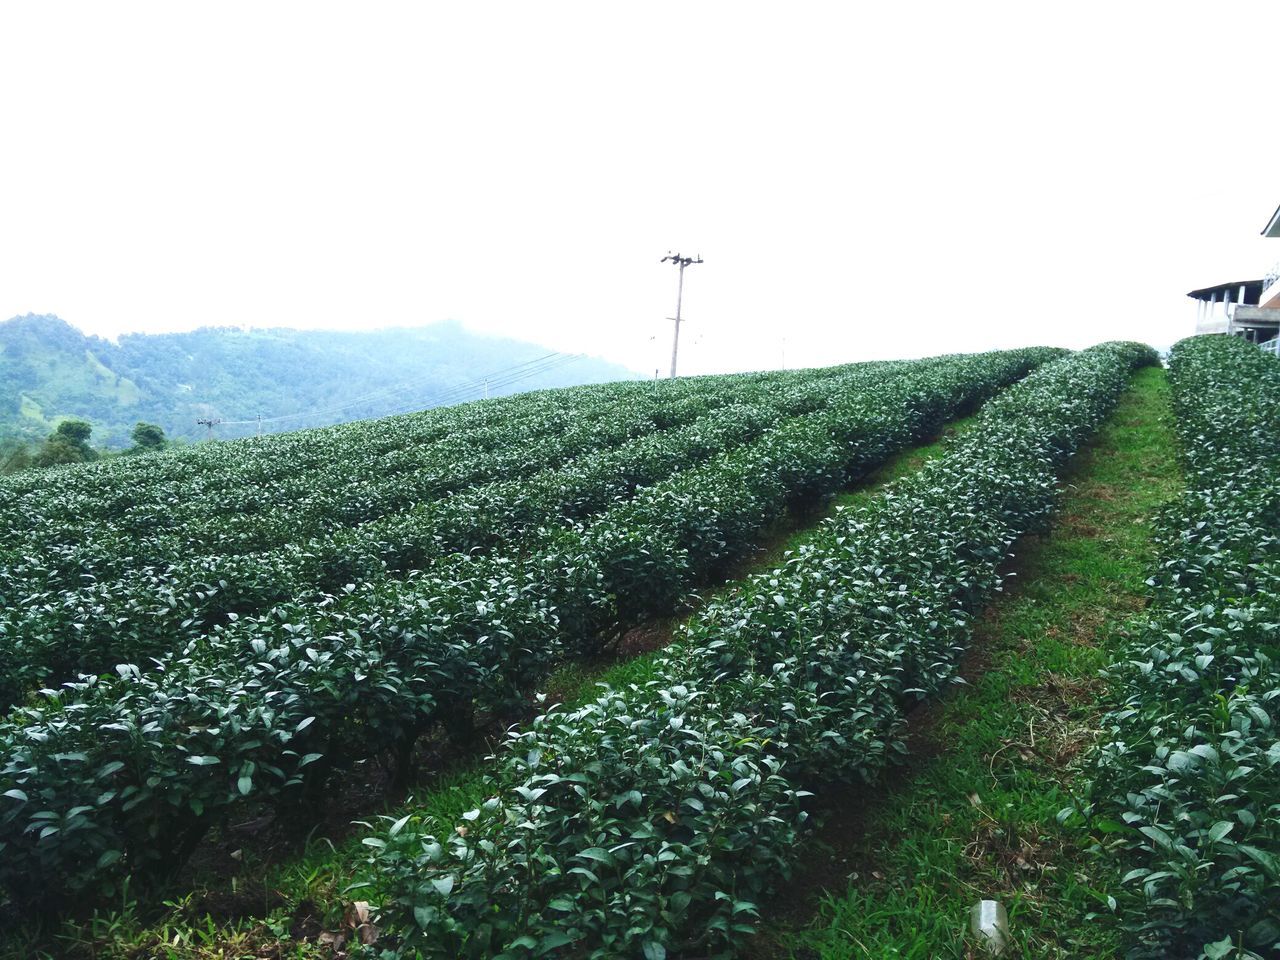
top-left (0, 314), bottom-right (635, 447)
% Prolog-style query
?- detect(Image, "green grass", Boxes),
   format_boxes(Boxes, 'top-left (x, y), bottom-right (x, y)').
top-left (761, 365), bottom-right (1182, 959)
top-left (3, 415), bottom-right (986, 960)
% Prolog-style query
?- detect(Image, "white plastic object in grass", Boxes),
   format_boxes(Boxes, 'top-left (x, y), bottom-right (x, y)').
top-left (969, 899), bottom-right (1010, 955)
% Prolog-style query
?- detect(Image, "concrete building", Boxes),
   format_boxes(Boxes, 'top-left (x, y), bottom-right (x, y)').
top-left (1188, 202), bottom-right (1280, 345)
top-left (1263, 203), bottom-right (1280, 307)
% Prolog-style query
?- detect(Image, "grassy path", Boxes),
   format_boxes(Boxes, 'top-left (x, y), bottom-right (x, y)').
top-left (10, 417), bottom-right (985, 960)
top-left (756, 365), bottom-right (1181, 958)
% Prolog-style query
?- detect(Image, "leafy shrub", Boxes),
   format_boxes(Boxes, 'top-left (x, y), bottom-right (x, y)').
top-left (1076, 335), bottom-right (1280, 959)
top-left (0, 350), bottom-right (1059, 906)
top-left (361, 342), bottom-right (1155, 958)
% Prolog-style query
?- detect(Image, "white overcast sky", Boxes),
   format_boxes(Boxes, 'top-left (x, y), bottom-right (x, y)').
top-left (2, 2), bottom-right (1278, 376)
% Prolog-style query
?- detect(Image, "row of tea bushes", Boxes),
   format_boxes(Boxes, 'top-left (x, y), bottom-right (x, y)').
top-left (0, 374), bottom-right (631, 544)
top-left (1077, 335), bottom-right (1280, 958)
top-left (0, 359), bottom-right (970, 709)
top-left (360, 341), bottom-right (1156, 959)
top-left (0, 365), bottom-right (870, 546)
top-left (0, 350), bottom-right (1055, 906)
top-left (0, 366), bottom-right (836, 591)
top-left (0, 375), bottom-right (853, 706)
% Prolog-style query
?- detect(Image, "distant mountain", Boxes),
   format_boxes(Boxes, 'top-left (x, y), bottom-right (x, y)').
top-left (0, 315), bottom-right (639, 447)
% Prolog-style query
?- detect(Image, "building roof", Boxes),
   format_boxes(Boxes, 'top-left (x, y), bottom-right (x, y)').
top-left (1264, 203), bottom-right (1280, 238)
top-left (1186, 279), bottom-right (1267, 302)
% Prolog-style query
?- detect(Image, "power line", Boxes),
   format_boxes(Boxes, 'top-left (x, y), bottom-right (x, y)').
top-left (219, 351), bottom-right (571, 427)
top-left (371, 354), bottom-right (581, 417)
top-left (220, 351), bottom-right (565, 426)
top-left (195, 417), bottom-right (223, 441)
top-left (367, 353), bottom-right (589, 420)
top-left (336, 350), bottom-right (583, 412)
top-left (407, 353), bottom-right (587, 410)
top-left (372, 350), bottom-right (572, 412)
top-left (338, 354), bottom-right (590, 423)
top-left (218, 351), bottom-right (590, 434)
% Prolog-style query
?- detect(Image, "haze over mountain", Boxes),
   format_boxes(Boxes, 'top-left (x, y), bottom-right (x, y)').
top-left (0, 314), bottom-right (638, 447)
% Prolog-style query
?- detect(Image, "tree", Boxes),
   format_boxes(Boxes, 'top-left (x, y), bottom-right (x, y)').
top-left (33, 436), bottom-right (88, 467)
top-left (54, 419), bottom-right (93, 446)
top-left (131, 421), bottom-right (166, 451)
top-left (0, 440), bottom-right (32, 475)
top-left (32, 418), bottom-right (97, 467)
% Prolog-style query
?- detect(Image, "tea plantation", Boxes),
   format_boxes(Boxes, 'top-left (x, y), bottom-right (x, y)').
top-left (1074, 335), bottom-right (1280, 957)
top-left (3, 338), bottom-right (1273, 960)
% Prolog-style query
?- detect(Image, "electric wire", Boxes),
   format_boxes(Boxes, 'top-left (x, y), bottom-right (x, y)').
top-left (217, 351), bottom-right (591, 433)
top-left (357, 353), bottom-right (589, 421)
top-left (219, 351), bottom-right (565, 426)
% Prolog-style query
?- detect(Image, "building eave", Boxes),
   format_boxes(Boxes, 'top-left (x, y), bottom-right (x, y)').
top-left (1186, 279), bottom-right (1267, 301)
top-left (1264, 203), bottom-right (1280, 238)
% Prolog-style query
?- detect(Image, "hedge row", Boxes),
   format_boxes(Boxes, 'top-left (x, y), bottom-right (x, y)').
top-left (0, 367), bottom-right (837, 592)
top-left (0, 369), bottom-right (882, 707)
top-left (361, 341), bottom-right (1156, 959)
top-left (1077, 335), bottom-right (1280, 958)
top-left (0, 366), bottom-right (871, 544)
top-left (0, 349), bottom-right (1054, 907)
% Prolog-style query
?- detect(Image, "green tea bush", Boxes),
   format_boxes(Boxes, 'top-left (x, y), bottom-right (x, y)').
top-left (363, 342), bottom-right (1154, 958)
top-left (0, 368), bottom-right (875, 706)
top-left (0, 350), bottom-right (1057, 907)
top-left (1077, 335), bottom-right (1280, 959)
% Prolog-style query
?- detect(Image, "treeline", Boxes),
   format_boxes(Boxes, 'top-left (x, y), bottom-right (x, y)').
top-left (0, 420), bottom-right (169, 475)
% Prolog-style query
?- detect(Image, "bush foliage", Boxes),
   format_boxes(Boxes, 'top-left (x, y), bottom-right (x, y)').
top-left (360, 342), bottom-right (1155, 959)
top-left (0, 349), bottom-right (1060, 908)
top-left (1078, 335), bottom-right (1280, 959)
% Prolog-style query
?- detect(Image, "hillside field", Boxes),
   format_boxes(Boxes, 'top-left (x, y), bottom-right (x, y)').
top-left (0, 314), bottom-right (635, 447)
top-left (0, 337), bottom-right (1275, 960)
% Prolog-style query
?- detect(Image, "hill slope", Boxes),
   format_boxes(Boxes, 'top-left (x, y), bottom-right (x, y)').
top-left (0, 314), bottom-right (637, 446)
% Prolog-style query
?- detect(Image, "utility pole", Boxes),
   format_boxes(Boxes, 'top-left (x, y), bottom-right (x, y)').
top-left (661, 251), bottom-right (702, 378)
top-left (256, 414), bottom-right (263, 437)
top-left (196, 417), bottom-right (223, 441)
